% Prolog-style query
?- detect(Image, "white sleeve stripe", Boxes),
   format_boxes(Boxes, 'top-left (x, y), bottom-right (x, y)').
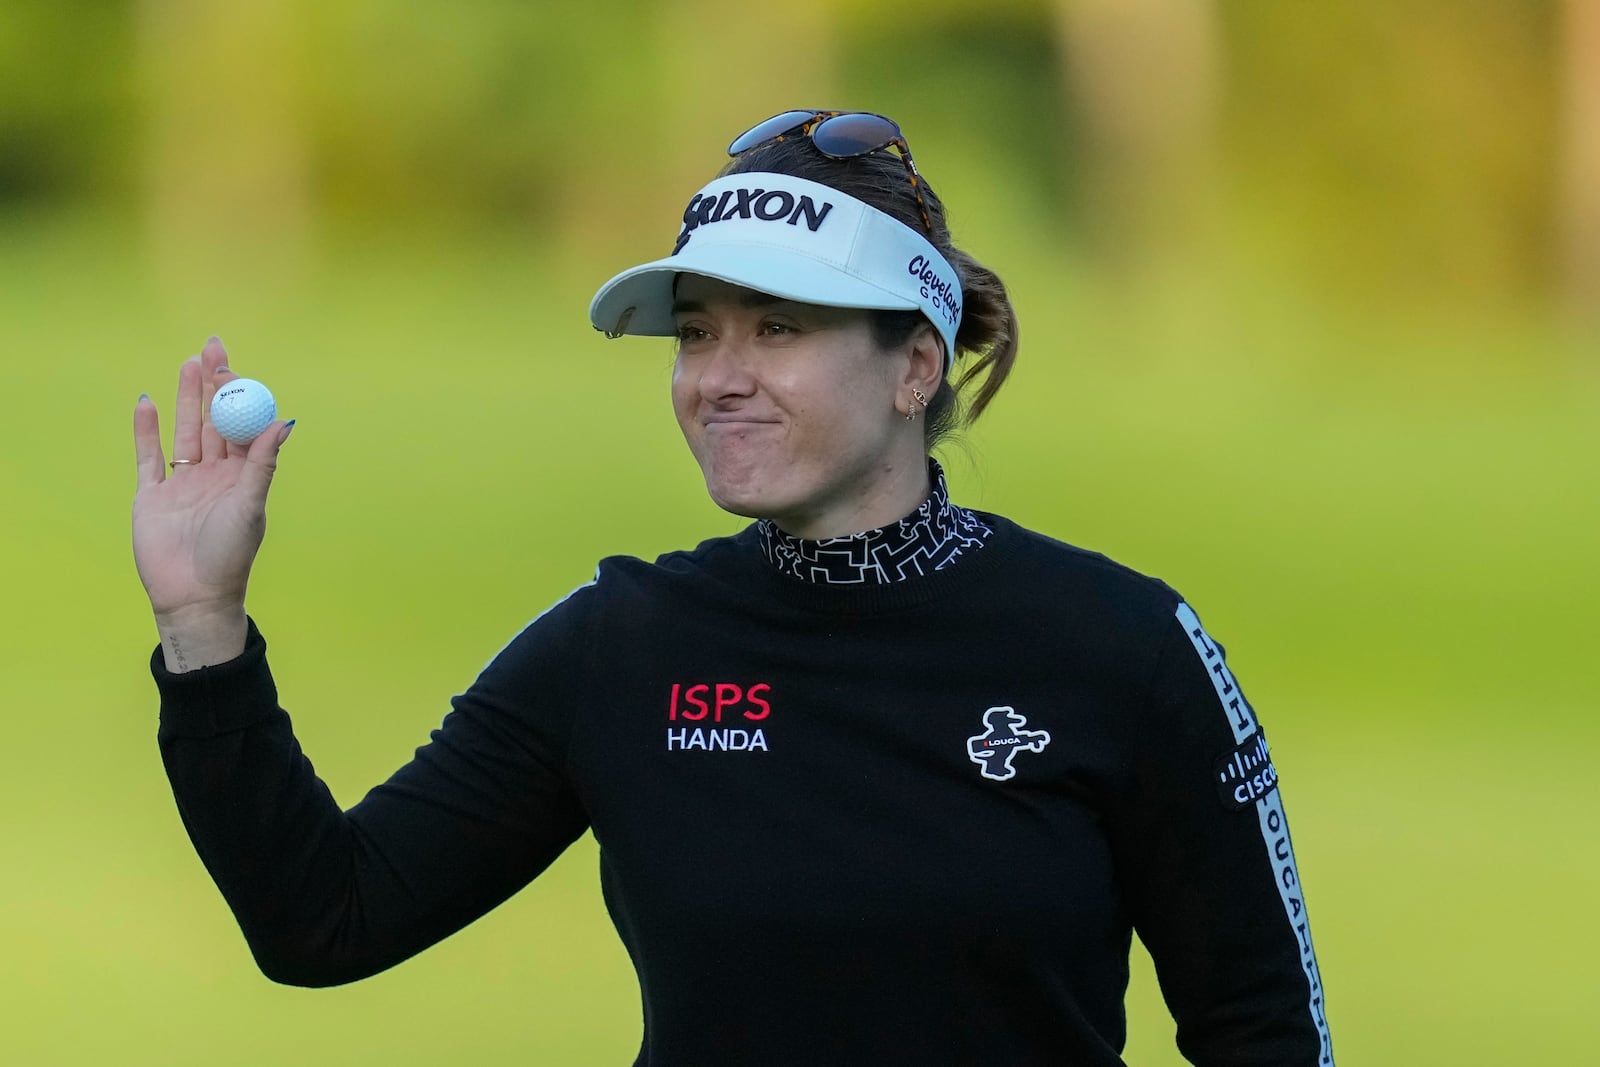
top-left (1256, 788), bottom-right (1335, 1064)
top-left (1175, 601), bottom-right (1258, 743)
top-left (1176, 603), bottom-right (1335, 1065)
top-left (479, 566), bottom-right (602, 673)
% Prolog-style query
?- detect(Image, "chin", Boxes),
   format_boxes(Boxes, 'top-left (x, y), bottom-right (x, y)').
top-left (704, 481), bottom-right (774, 521)
top-left (701, 467), bottom-right (794, 522)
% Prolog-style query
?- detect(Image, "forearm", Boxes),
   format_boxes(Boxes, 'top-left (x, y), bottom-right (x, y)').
top-left (162, 723), bottom-right (449, 986)
top-left (154, 617), bottom-right (590, 986)
top-left (162, 717), bottom-right (366, 984)
top-left (154, 601), bottom-right (248, 673)
top-left (155, 620), bottom-right (386, 983)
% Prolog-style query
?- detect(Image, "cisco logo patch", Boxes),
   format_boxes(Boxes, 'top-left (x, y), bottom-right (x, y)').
top-left (1215, 733), bottom-right (1278, 810)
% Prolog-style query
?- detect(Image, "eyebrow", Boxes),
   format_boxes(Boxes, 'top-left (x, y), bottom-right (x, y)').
top-left (670, 290), bottom-right (787, 316)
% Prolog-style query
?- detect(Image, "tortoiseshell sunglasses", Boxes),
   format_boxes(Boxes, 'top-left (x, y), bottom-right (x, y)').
top-left (727, 109), bottom-right (934, 236)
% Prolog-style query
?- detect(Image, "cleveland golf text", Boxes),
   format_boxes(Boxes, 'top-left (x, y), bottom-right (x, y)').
top-left (908, 255), bottom-right (961, 327)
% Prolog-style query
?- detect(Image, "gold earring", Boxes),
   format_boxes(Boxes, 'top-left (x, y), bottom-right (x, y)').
top-left (905, 388), bottom-right (931, 421)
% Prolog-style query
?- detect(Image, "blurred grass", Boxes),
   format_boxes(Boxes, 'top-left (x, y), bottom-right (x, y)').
top-left (1, 206), bottom-right (1596, 1065)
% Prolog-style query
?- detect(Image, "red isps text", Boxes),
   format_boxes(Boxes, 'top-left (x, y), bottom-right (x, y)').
top-left (668, 682), bottom-right (772, 722)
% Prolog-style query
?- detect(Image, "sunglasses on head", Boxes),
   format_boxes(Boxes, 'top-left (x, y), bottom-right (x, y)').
top-left (727, 109), bottom-right (934, 236)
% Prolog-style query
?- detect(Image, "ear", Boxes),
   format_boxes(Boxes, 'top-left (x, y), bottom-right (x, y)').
top-left (898, 319), bottom-right (946, 399)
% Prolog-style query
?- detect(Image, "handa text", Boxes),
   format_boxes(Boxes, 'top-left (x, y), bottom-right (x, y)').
top-left (666, 727), bottom-right (769, 752)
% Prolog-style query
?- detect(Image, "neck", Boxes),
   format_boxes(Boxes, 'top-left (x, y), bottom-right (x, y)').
top-left (757, 457), bottom-right (994, 586)
top-left (769, 454), bottom-right (932, 540)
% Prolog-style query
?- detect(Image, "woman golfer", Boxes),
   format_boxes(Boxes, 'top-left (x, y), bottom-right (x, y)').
top-left (133, 109), bottom-right (1333, 1065)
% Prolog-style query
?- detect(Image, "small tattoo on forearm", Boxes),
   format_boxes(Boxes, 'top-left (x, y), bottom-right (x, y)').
top-left (168, 634), bottom-right (189, 671)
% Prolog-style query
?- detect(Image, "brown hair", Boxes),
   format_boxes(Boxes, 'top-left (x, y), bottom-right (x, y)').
top-left (719, 136), bottom-right (1019, 449)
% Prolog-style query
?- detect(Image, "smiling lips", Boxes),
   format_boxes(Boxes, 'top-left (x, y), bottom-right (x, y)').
top-left (702, 413), bottom-right (780, 428)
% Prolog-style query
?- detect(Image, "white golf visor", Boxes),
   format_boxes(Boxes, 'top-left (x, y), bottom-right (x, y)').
top-left (589, 172), bottom-right (962, 368)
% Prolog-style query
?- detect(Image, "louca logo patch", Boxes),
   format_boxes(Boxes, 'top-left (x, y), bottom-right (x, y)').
top-left (672, 188), bottom-right (836, 253)
top-left (966, 706), bottom-right (1051, 781)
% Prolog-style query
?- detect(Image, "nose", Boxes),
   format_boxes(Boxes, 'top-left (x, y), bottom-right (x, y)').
top-left (695, 339), bottom-right (758, 405)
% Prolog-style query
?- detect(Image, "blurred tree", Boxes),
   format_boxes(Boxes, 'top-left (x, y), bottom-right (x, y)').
top-left (1052, 0), bottom-right (1222, 275)
top-left (1219, 1), bottom-right (1561, 316)
top-left (553, 0), bottom-right (842, 256)
top-left (0, 1), bottom-right (134, 211)
top-left (833, 2), bottom-right (1078, 246)
top-left (306, 4), bottom-right (559, 232)
top-left (290, 2), bottom-right (687, 250)
top-left (136, 0), bottom-right (311, 253)
top-left (2, 0), bottom-right (1577, 331)
top-left (1557, 0), bottom-right (1600, 320)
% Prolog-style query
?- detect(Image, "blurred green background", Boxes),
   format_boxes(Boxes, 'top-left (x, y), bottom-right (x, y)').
top-left (2, 1), bottom-right (1597, 1063)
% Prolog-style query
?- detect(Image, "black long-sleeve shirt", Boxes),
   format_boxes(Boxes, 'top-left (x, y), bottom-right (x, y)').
top-left (155, 515), bottom-right (1333, 1065)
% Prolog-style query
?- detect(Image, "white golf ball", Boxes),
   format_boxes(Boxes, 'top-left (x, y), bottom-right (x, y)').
top-left (210, 378), bottom-right (277, 444)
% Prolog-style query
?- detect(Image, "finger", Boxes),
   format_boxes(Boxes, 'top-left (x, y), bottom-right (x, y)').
top-left (134, 394), bottom-right (166, 489)
top-left (172, 354), bottom-right (203, 469)
top-left (200, 336), bottom-right (232, 462)
top-left (238, 418), bottom-right (295, 502)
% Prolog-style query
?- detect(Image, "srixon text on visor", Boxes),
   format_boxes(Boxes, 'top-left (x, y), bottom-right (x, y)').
top-left (673, 188), bottom-right (835, 253)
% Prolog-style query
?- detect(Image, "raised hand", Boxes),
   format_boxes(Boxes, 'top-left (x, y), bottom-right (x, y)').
top-left (133, 337), bottom-right (293, 671)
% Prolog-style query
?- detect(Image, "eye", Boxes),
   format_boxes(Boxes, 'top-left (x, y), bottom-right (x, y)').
top-left (675, 324), bottom-right (711, 345)
top-left (759, 320), bottom-right (798, 337)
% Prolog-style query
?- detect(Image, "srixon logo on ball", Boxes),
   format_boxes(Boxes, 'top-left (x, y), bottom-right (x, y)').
top-left (672, 188), bottom-right (835, 254)
top-left (665, 682), bottom-right (771, 752)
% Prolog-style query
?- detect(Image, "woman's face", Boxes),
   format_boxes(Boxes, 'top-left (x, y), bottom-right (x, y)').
top-left (670, 274), bottom-right (924, 539)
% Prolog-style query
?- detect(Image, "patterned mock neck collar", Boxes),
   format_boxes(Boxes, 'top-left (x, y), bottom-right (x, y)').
top-left (758, 460), bottom-right (994, 585)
